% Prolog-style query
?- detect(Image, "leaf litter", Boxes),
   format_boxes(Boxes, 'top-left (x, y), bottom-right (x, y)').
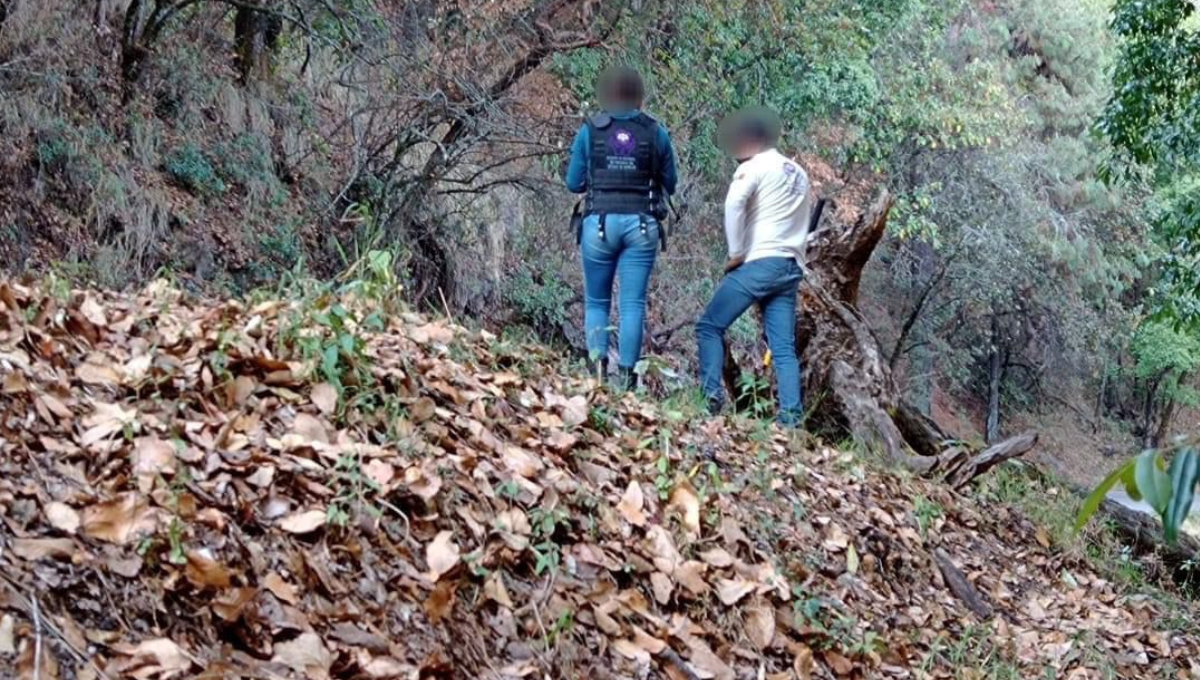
top-left (0, 278), bottom-right (1198, 679)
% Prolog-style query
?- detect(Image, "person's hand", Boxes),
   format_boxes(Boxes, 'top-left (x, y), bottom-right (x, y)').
top-left (724, 255), bottom-right (745, 273)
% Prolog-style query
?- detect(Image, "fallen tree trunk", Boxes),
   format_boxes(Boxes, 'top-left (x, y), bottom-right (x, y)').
top-left (723, 186), bottom-right (1036, 480)
top-left (1097, 497), bottom-right (1200, 567)
top-left (1015, 460), bottom-right (1200, 571)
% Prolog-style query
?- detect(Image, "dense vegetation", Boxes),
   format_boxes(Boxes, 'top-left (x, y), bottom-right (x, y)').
top-left (0, 0), bottom-right (1197, 468)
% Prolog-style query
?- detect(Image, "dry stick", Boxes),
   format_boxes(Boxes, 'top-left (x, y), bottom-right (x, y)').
top-left (438, 287), bottom-right (455, 325)
top-left (31, 592), bottom-right (43, 680)
top-left (658, 647), bottom-right (702, 680)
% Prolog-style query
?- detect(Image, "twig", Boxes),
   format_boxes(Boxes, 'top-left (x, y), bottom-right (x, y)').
top-left (512, 569), bottom-right (557, 617)
top-left (31, 592), bottom-right (43, 680)
top-left (658, 647), bottom-right (702, 680)
top-left (374, 497), bottom-right (412, 544)
top-left (437, 287), bottom-right (455, 325)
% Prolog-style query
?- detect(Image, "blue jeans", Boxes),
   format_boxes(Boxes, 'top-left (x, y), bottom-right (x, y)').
top-left (696, 257), bottom-right (803, 425)
top-left (581, 213), bottom-right (659, 368)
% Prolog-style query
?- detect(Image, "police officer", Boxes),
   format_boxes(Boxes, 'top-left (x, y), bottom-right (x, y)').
top-left (565, 66), bottom-right (678, 388)
top-left (696, 107), bottom-right (815, 426)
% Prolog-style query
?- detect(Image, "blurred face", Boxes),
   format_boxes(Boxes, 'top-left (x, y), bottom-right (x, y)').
top-left (733, 137), bottom-right (766, 161)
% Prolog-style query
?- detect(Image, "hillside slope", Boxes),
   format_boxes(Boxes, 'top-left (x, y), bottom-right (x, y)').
top-left (0, 278), bottom-right (1197, 680)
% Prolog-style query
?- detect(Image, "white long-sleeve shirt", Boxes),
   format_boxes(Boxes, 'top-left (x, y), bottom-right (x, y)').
top-left (723, 148), bottom-right (815, 264)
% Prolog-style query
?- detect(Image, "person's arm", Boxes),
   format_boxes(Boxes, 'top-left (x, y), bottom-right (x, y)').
top-left (656, 126), bottom-right (678, 196)
top-left (723, 162), bottom-right (759, 259)
top-left (564, 125), bottom-right (589, 193)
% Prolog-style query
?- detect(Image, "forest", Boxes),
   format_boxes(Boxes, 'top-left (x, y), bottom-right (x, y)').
top-left (1, 0), bottom-right (1200, 678)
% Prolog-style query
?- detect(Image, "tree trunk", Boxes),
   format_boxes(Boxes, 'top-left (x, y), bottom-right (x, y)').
top-left (234, 7), bottom-right (282, 84)
top-left (723, 186), bottom-right (1036, 480)
top-left (986, 312), bottom-right (1002, 444)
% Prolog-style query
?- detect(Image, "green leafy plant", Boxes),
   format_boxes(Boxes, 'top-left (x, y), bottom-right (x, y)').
top-left (1078, 444), bottom-right (1200, 543)
top-left (327, 449), bottom-right (384, 527)
top-left (913, 495), bottom-right (944, 539)
top-left (165, 142), bottom-right (226, 196)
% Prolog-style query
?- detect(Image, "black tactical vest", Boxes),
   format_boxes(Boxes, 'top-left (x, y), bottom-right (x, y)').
top-left (585, 113), bottom-right (661, 215)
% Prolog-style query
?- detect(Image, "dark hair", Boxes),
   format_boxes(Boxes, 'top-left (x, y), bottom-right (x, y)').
top-left (735, 116), bottom-right (771, 145)
top-left (717, 106), bottom-right (782, 152)
top-left (597, 66), bottom-right (645, 110)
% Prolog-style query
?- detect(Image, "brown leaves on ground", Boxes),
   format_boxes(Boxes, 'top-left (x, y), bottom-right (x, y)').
top-left (1, 278), bottom-right (1199, 680)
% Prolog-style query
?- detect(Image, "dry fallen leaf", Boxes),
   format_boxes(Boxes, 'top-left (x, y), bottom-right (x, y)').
top-left (363, 459), bottom-right (394, 487)
top-left (80, 295), bottom-right (108, 326)
top-left (133, 436), bottom-right (176, 493)
top-left (426, 530), bottom-right (461, 581)
top-left (0, 614), bottom-right (14, 655)
top-left (77, 358), bottom-right (123, 386)
top-left (617, 480), bottom-right (647, 527)
top-left (745, 600), bottom-right (776, 650)
top-left (82, 493), bottom-right (160, 545)
top-left (12, 537), bottom-right (77, 561)
top-left (293, 413), bottom-right (329, 444)
top-left (668, 482), bottom-right (702, 537)
top-left (44, 501), bottom-right (81, 534)
top-left (311, 382), bottom-right (339, 415)
top-left (411, 397), bottom-right (436, 423)
top-left (402, 465), bottom-right (443, 501)
top-left (495, 509), bottom-right (532, 551)
top-left (651, 571), bottom-right (674, 605)
top-left (700, 548), bottom-right (735, 568)
top-left (794, 644), bottom-right (815, 680)
top-left (683, 632), bottom-right (734, 680)
top-left (646, 525), bottom-right (683, 574)
top-left (824, 650), bottom-right (854, 676)
top-left (502, 446), bottom-right (544, 478)
top-left (111, 638), bottom-right (193, 680)
top-left (279, 509), bottom-right (327, 534)
top-left (272, 632), bottom-right (332, 680)
top-left (210, 587), bottom-right (256, 623)
top-left (424, 580), bottom-right (458, 623)
top-left (675, 561), bottom-right (710, 596)
top-left (612, 638), bottom-right (652, 665)
top-left (484, 571), bottom-right (514, 608)
top-left (264, 573), bottom-right (300, 605)
top-left (716, 578), bottom-right (756, 606)
top-left (823, 523), bottom-right (850, 552)
top-left (185, 550), bottom-right (233, 589)
top-left (79, 401), bottom-right (137, 449)
top-left (562, 395), bottom-right (589, 428)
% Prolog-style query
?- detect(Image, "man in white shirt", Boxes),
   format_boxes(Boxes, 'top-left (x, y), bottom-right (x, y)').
top-left (695, 110), bottom-right (814, 426)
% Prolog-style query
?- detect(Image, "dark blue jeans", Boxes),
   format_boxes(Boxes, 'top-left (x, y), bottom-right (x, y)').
top-left (581, 213), bottom-right (659, 368)
top-left (696, 257), bottom-right (803, 425)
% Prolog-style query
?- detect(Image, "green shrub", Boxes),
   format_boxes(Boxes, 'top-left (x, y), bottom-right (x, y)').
top-left (504, 269), bottom-right (574, 336)
top-left (217, 133), bottom-right (287, 205)
top-left (165, 142), bottom-right (225, 196)
top-left (258, 220), bottom-right (303, 269)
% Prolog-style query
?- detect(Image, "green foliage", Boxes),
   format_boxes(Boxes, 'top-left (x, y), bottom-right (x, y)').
top-left (1078, 445), bottom-right (1200, 544)
top-left (503, 268), bottom-right (574, 337)
top-left (1099, 0), bottom-right (1200, 173)
top-left (165, 142), bottom-right (226, 196)
top-left (327, 449), bottom-right (385, 527)
top-left (258, 221), bottom-right (304, 271)
top-left (1131, 321), bottom-right (1200, 387)
top-left (1075, 456), bottom-right (1139, 533)
top-left (1098, 0), bottom-right (1200, 334)
top-left (1147, 179), bottom-right (1200, 329)
top-left (216, 133), bottom-right (287, 205)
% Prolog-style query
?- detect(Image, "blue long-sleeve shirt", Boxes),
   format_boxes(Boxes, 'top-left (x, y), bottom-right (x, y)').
top-left (565, 110), bottom-right (678, 196)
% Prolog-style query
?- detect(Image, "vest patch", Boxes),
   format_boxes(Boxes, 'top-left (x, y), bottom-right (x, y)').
top-left (610, 128), bottom-right (637, 155)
